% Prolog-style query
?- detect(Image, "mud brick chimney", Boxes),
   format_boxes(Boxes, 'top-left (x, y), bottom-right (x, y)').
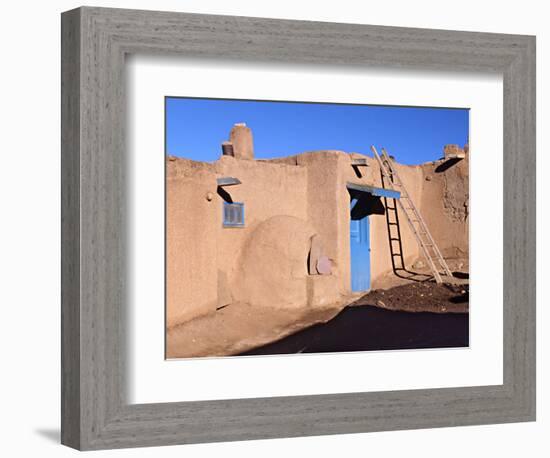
top-left (229, 123), bottom-right (254, 159)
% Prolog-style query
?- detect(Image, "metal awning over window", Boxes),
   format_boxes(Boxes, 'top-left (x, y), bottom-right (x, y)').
top-left (217, 177), bottom-right (241, 187)
top-left (347, 182), bottom-right (401, 200)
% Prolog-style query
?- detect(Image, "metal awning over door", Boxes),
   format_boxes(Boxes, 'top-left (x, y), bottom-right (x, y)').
top-left (347, 182), bottom-right (401, 200)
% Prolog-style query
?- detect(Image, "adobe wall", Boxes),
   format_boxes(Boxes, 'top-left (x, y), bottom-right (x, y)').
top-left (213, 155), bottom-right (311, 309)
top-left (166, 158), bottom-right (219, 327)
top-left (379, 161), bottom-right (426, 275)
top-left (167, 154), bottom-right (327, 328)
top-left (335, 151), bottom-right (468, 287)
top-left (271, 151), bottom-right (351, 294)
top-left (419, 156), bottom-right (469, 258)
top-left (334, 153), bottom-right (425, 288)
top-left (256, 150), bottom-right (429, 290)
top-left (166, 147), bottom-right (468, 329)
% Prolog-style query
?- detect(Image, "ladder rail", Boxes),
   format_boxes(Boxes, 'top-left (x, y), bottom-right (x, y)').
top-left (397, 197), bottom-right (442, 282)
top-left (378, 154), bottom-right (442, 280)
top-left (381, 149), bottom-right (453, 277)
top-left (372, 146), bottom-right (442, 282)
top-left (379, 146), bottom-right (453, 279)
top-left (370, 145), bottom-right (452, 282)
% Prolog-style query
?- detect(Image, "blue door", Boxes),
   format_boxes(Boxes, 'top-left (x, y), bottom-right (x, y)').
top-left (350, 201), bottom-right (371, 292)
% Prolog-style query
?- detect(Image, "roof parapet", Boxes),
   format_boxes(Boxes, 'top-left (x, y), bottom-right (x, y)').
top-left (443, 144), bottom-right (467, 160)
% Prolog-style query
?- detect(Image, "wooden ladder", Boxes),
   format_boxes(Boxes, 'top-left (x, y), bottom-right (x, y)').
top-left (370, 145), bottom-right (453, 284)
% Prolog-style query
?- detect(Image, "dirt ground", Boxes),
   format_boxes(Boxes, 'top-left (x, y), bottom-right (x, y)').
top-left (372, 257), bottom-right (469, 290)
top-left (168, 257), bottom-right (469, 357)
top-left (242, 301), bottom-right (468, 355)
top-left (166, 297), bottom-right (351, 358)
top-left (352, 281), bottom-right (469, 314)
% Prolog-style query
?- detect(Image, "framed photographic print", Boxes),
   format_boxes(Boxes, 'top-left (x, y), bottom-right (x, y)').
top-left (164, 98), bottom-right (471, 359)
top-left (61, 6), bottom-right (536, 450)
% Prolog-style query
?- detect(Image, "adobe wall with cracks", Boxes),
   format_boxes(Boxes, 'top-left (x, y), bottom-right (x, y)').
top-left (420, 154), bottom-right (469, 259)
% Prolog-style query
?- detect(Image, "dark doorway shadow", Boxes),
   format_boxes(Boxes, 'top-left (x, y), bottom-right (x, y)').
top-left (35, 428), bottom-right (60, 443)
top-left (435, 157), bottom-right (462, 173)
top-left (349, 190), bottom-right (384, 219)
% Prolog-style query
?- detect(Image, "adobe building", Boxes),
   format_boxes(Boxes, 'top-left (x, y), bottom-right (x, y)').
top-left (166, 123), bottom-right (469, 357)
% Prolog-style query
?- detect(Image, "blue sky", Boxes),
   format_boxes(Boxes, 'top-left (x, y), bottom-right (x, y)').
top-left (165, 97), bottom-right (469, 165)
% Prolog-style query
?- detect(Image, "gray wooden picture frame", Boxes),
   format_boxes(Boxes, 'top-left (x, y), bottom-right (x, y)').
top-left (61, 6), bottom-right (536, 451)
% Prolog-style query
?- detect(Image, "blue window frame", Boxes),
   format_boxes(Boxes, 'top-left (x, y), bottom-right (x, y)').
top-left (223, 202), bottom-right (245, 227)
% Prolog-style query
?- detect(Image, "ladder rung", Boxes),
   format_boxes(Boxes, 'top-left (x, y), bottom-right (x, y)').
top-left (372, 145), bottom-right (453, 282)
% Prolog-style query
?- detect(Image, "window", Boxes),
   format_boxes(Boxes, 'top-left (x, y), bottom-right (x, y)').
top-left (223, 202), bottom-right (245, 227)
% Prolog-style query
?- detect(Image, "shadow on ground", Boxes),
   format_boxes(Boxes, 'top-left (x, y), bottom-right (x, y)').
top-left (240, 305), bottom-right (468, 356)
